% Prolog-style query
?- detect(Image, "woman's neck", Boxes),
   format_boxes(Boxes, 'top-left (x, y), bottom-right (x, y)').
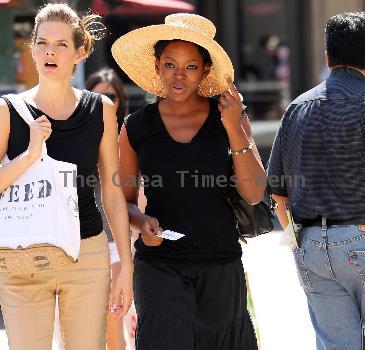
top-left (34, 79), bottom-right (76, 107)
top-left (160, 95), bottom-right (208, 115)
top-left (26, 79), bottom-right (80, 119)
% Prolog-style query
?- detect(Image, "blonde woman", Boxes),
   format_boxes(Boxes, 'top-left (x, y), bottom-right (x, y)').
top-left (0, 4), bottom-right (132, 350)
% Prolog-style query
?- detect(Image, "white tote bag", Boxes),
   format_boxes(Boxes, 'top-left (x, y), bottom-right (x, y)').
top-left (0, 94), bottom-right (80, 261)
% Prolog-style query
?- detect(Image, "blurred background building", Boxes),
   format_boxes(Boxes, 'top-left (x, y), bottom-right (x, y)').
top-left (1, 0), bottom-right (365, 162)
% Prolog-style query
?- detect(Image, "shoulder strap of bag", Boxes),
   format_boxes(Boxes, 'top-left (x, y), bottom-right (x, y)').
top-left (5, 94), bottom-right (48, 157)
top-left (5, 94), bottom-right (36, 125)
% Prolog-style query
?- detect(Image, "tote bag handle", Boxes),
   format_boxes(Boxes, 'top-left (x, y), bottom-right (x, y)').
top-left (5, 94), bottom-right (48, 158)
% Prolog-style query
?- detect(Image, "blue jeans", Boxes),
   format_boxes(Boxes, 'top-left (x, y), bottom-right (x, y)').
top-left (293, 223), bottom-right (365, 350)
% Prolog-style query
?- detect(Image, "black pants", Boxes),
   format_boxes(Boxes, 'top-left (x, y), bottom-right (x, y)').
top-left (133, 258), bottom-right (257, 350)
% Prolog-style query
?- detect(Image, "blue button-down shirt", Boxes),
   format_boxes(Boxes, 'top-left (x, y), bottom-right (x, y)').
top-left (267, 67), bottom-right (365, 221)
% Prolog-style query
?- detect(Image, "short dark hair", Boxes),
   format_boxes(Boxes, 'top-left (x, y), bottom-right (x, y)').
top-left (85, 67), bottom-right (126, 120)
top-left (154, 39), bottom-right (213, 66)
top-left (325, 12), bottom-right (365, 69)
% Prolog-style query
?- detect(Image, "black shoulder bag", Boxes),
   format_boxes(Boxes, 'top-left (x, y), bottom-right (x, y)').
top-left (229, 189), bottom-right (274, 242)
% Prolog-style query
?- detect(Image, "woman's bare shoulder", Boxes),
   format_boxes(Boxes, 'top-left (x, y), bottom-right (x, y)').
top-left (0, 97), bottom-right (10, 119)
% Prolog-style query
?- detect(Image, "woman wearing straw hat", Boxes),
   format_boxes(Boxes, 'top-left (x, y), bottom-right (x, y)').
top-left (113, 13), bottom-right (266, 350)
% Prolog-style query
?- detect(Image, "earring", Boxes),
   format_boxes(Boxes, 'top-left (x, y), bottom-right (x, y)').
top-left (198, 82), bottom-right (204, 96)
top-left (160, 85), bottom-right (167, 98)
top-left (198, 78), bottom-right (212, 96)
top-left (152, 76), bottom-right (158, 95)
top-left (152, 75), bottom-right (167, 97)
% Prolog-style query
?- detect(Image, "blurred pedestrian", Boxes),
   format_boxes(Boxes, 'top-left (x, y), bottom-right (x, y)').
top-left (85, 67), bottom-right (127, 131)
top-left (0, 4), bottom-right (133, 350)
top-left (268, 11), bottom-right (365, 350)
top-left (85, 67), bottom-right (136, 350)
top-left (113, 13), bottom-right (266, 350)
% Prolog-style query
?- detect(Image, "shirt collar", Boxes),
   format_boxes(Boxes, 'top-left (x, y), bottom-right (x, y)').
top-left (330, 66), bottom-right (365, 83)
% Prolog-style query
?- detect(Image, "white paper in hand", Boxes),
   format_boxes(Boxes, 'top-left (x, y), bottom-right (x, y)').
top-left (157, 230), bottom-right (185, 241)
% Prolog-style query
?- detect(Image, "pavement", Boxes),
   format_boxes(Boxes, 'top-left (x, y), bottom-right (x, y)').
top-left (0, 230), bottom-right (316, 350)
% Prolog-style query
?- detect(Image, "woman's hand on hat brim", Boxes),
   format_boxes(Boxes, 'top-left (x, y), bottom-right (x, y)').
top-left (218, 76), bottom-right (244, 133)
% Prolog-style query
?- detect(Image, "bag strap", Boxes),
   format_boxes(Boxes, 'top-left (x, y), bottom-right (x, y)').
top-left (5, 94), bottom-right (48, 157)
top-left (5, 94), bottom-right (35, 125)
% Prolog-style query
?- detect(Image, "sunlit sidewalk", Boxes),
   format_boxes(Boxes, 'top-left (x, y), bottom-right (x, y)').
top-left (242, 230), bottom-right (316, 350)
top-left (0, 230), bottom-right (316, 350)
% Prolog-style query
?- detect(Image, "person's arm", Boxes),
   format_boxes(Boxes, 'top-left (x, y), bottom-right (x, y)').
top-left (0, 100), bottom-right (52, 193)
top-left (117, 124), bottom-right (143, 231)
top-left (267, 115), bottom-right (290, 229)
top-left (119, 124), bottom-right (163, 246)
top-left (219, 77), bottom-right (266, 204)
top-left (272, 194), bottom-right (289, 229)
top-left (98, 97), bottom-right (133, 317)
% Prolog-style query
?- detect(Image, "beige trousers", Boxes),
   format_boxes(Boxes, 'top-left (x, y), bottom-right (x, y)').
top-left (0, 232), bottom-right (111, 350)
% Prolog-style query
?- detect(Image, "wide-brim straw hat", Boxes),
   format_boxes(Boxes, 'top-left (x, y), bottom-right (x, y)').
top-left (111, 13), bottom-right (234, 97)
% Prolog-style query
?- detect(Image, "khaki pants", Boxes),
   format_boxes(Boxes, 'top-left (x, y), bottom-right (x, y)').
top-left (0, 232), bottom-right (111, 350)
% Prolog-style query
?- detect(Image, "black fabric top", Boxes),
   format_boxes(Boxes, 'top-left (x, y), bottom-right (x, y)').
top-left (125, 98), bottom-right (242, 264)
top-left (2, 90), bottom-right (104, 239)
top-left (267, 67), bottom-right (365, 222)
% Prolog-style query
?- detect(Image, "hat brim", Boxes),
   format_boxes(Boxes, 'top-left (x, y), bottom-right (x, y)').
top-left (111, 24), bottom-right (234, 97)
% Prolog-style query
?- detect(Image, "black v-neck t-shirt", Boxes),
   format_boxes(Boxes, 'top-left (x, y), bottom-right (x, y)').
top-left (2, 90), bottom-right (104, 239)
top-left (125, 98), bottom-right (242, 264)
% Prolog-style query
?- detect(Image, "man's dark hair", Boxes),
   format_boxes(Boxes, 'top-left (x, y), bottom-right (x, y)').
top-left (325, 12), bottom-right (365, 69)
top-left (154, 39), bottom-right (212, 66)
